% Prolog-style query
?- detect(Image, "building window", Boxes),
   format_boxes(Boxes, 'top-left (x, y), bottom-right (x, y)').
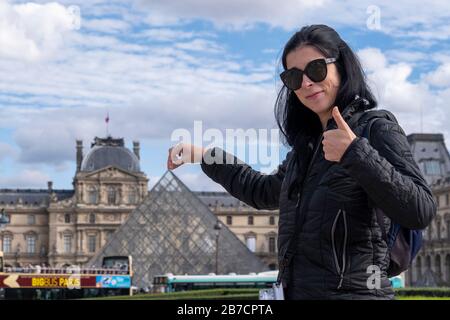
top-left (269, 216), bottom-right (275, 225)
top-left (3, 235), bottom-right (11, 253)
top-left (107, 186), bottom-right (116, 205)
top-left (447, 194), bottom-right (449, 207)
top-left (128, 187), bottom-right (137, 204)
top-left (437, 221), bottom-right (441, 240)
top-left (88, 235), bottom-right (97, 253)
top-left (424, 160), bottom-right (442, 175)
top-left (64, 214), bottom-right (71, 223)
top-left (269, 237), bottom-right (276, 253)
top-left (436, 255), bottom-right (442, 276)
top-left (226, 216), bottom-right (232, 225)
top-left (248, 216), bottom-right (254, 225)
top-left (64, 234), bottom-right (72, 253)
top-left (425, 255), bottom-right (431, 270)
top-left (446, 255), bottom-right (450, 285)
top-left (26, 235), bottom-right (36, 254)
top-left (246, 236), bottom-right (256, 252)
top-left (416, 256), bottom-right (422, 280)
top-left (447, 220), bottom-right (450, 239)
top-left (27, 215), bottom-right (35, 225)
top-left (89, 213), bottom-right (96, 224)
top-left (88, 186), bottom-right (98, 204)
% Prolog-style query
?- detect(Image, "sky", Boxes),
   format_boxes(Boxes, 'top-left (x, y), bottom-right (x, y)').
top-left (0, 0), bottom-right (449, 191)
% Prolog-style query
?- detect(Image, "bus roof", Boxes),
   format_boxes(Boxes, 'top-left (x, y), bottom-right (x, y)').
top-left (155, 271), bottom-right (278, 284)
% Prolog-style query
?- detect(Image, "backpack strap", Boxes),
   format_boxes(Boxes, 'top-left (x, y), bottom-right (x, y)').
top-left (360, 114), bottom-right (390, 242)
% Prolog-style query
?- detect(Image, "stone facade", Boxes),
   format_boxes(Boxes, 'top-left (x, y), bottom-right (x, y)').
top-left (405, 134), bottom-right (450, 286)
top-left (198, 192), bottom-right (278, 270)
top-left (0, 136), bottom-right (278, 270)
top-left (407, 179), bottom-right (450, 286)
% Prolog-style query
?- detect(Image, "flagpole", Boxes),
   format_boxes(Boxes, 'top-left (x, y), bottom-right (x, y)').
top-left (106, 111), bottom-right (110, 137)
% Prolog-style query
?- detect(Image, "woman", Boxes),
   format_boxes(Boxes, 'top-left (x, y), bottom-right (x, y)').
top-left (167, 25), bottom-right (436, 299)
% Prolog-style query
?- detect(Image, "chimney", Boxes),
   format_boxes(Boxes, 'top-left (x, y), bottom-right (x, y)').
top-left (76, 140), bottom-right (83, 171)
top-left (133, 141), bottom-right (140, 160)
top-left (48, 181), bottom-right (53, 193)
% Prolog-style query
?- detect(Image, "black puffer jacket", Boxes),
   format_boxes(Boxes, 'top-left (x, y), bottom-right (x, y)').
top-left (200, 98), bottom-right (436, 300)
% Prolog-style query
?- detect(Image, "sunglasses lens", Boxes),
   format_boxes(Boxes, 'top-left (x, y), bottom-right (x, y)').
top-left (305, 59), bottom-right (327, 83)
top-left (281, 69), bottom-right (303, 90)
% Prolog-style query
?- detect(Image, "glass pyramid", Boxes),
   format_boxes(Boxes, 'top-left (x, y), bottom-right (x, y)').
top-left (88, 170), bottom-right (268, 289)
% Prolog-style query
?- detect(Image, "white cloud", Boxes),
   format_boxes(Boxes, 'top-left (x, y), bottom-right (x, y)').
top-left (359, 48), bottom-right (429, 113)
top-left (136, 0), bottom-right (326, 30)
top-left (358, 48), bottom-right (449, 146)
top-left (0, 76), bottom-right (277, 167)
top-left (0, 142), bottom-right (17, 161)
top-left (82, 18), bottom-right (130, 34)
top-left (0, 168), bottom-right (50, 188)
top-left (9, 0), bottom-right (450, 41)
top-left (134, 0), bottom-right (450, 42)
top-left (358, 47), bottom-right (387, 71)
top-left (175, 39), bottom-right (224, 53)
top-left (385, 50), bottom-right (428, 64)
top-left (0, 2), bottom-right (278, 170)
top-left (0, 0), bottom-right (79, 61)
top-left (134, 28), bottom-right (198, 42)
top-left (424, 63), bottom-right (450, 88)
top-left (1, 0), bottom-right (449, 190)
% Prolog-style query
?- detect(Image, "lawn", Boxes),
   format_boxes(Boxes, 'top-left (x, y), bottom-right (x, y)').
top-left (83, 288), bottom-right (450, 300)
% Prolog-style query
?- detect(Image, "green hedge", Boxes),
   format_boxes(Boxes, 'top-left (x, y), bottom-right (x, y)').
top-left (86, 287), bottom-right (450, 300)
top-left (85, 288), bottom-right (260, 300)
top-left (394, 287), bottom-right (450, 298)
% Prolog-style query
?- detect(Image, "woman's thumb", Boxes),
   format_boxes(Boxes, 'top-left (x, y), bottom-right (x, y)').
top-left (171, 143), bottom-right (185, 165)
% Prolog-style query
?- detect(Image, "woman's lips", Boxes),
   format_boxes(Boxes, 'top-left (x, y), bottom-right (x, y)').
top-left (306, 91), bottom-right (324, 99)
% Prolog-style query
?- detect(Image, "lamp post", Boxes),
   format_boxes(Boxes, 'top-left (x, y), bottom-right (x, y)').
top-left (214, 220), bottom-right (222, 275)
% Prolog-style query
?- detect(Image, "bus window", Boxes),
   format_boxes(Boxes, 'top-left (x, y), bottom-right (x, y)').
top-left (101, 256), bottom-right (132, 274)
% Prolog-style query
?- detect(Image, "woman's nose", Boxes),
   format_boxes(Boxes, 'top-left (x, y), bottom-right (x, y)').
top-left (301, 74), bottom-right (314, 88)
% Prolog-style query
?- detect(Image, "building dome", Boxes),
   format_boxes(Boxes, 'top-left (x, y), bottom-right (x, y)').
top-left (80, 136), bottom-right (140, 173)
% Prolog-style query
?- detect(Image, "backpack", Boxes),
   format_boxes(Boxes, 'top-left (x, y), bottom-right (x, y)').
top-left (361, 110), bottom-right (423, 277)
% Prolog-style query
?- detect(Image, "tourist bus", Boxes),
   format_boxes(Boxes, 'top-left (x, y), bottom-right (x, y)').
top-left (0, 252), bottom-right (133, 299)
top-left (152, 271), bottom-right (278, 293)
top-left (153, 270), bottom-right (405, 293)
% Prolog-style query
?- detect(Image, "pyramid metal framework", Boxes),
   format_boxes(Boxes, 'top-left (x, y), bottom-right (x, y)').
top-left (88, 170), bottom-right (268, 289)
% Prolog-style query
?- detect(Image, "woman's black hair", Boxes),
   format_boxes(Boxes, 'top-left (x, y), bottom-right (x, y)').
top-left (275, 24), bottom-right (377, 147)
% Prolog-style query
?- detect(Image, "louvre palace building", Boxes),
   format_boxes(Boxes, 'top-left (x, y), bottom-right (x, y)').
top-left (0, 136), bottom-right (278, 271)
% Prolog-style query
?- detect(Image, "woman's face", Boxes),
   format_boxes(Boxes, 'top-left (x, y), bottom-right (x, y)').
top-left (285, 45), bottom-right (340, 119)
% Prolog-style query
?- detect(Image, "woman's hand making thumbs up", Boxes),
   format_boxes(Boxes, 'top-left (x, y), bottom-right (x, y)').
top-left (322, 106), bottom-right (357, 162)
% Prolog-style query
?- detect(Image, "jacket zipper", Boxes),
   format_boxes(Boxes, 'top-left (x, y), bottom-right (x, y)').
top-left (295, 133), bottom-right (324, 209)
top-left (279, 133), bottom-right (324, 285)
top-left (331, 209), bottom-right (348, 289)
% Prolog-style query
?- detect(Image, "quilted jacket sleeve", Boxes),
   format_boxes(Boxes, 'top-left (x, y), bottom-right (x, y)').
top-left (200, 147), bottom-right (291, 210)
top-left (339, 119), bottom-right (437, 229)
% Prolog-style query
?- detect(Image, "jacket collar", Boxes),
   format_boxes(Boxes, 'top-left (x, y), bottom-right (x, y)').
top-left (325, 95), bottom-right (371, 131)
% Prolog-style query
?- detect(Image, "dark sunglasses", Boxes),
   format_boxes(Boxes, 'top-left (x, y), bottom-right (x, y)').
top-left (280, 57), bottom-right (337, 90)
